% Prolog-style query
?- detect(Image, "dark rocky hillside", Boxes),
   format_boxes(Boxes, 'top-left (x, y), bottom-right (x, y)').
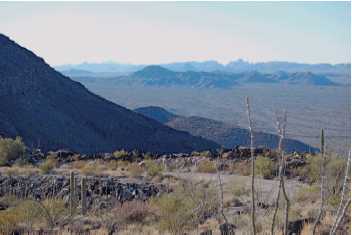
top-left (0, 34), bottom-right (219, 153)
top-left (135, 106), bottom-right (318, 153)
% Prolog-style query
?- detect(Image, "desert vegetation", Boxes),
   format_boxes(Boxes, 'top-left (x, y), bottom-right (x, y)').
top-left (0, 133), bottom-right (350, 235)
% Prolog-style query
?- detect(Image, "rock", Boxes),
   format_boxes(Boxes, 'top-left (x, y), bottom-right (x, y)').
top-left (0, 174), bottom-right (164, 208)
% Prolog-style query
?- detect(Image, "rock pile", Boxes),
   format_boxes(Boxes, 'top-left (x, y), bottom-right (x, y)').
top-left (0, 174), bottom-right (165, 209)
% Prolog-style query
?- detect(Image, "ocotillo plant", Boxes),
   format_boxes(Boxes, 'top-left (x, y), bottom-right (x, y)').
top-left (81, 177), bottom-right (87, 215)
top-left (312, 128), bottom-right (326, 234)
top-left (69, 171), bottom-right (76, 217)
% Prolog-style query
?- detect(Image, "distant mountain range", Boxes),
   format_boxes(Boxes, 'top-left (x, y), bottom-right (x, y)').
top-left (0, 34), bottom-right (218, 153)
top-left (134, 106), bottom-right (318, 153)
top-left (56, 60), bottom-right (350, 81)
top-left (107, 65), bottom-right (337, 88)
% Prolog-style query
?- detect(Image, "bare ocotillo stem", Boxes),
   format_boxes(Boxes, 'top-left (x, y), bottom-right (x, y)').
top-left (331, 198), bottom-right (351, 234)
top-left (69, 171), bottom-right (76, 217)
top-left (330, 152), bottom-right (351, 235)
top-left (217, 149), bottom-right (228, 225)
top-left (245, 96), bottom-right (256, 235)
top-left (81, 177), bottom-right (87, 215)
top-left (312, 128), bottom-right (326, 234)
top-left (271, 111), bottom-right (289, 235)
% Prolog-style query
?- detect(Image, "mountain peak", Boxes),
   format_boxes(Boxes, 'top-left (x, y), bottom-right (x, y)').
top-left (0, 34), bottom-right (219, 153)
top-left (133, 65), bottom-right (175, 77)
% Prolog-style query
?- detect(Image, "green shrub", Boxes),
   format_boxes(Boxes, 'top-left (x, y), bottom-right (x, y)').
top-left (192, 150), bottom-right (212, 158)
top-left (197, 160), bottom-right (217, 173)
top-left (255, 156), bottom-right (275, 179)
top-left (0, 137), bottom-right (26, 166)
top-left (113, 149), bottom-right (129, 159)
top-left (151, 183), bottom-right (217, 235)
top-left (232, 184), bottom-right (250, 198)
top-left (39, 156), bottom-right (58, 174)
top-left (327, 194), bottom-right (341, 208)
top-left (145, 159), bottom-right (163, 177)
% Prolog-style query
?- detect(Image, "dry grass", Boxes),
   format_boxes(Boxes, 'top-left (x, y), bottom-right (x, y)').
top-left (196, 159), bottom-right (217, 173)
top-left (1, 165), bottom-right (39, 176)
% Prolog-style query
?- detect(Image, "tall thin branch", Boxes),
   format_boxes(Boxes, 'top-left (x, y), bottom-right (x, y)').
top-left (331, 198), bottom-right (351, 234)
top-left (271, 111), bottom-right (289, 235)
top-left (313, 129), bottom-right (326, 234)
top-left (330, 153), bottom-right (351, 235)
top-left (245, 96), bottom-right (256, 235)
top-left (217, 149), bottom-right (228, 224)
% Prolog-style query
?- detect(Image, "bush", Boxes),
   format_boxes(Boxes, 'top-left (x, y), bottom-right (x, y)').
top-left (113, 150), bottom-right (129, 159)
top-left (0, 136), bottom-right (26, 166)
top-left (197, 160), bottom-right (217, 173)
top-left (0, 209), bottom-right (21, 234)
top-left (229, 161), bottom-right (251, 176)
top-left (128, 163), bottom-right (144, 177)
top-left (255, 156), bottom-right (275, 179)
top-left (327, 194), bottom-right (341, 208)
top-left (192, 151), bottom-right (213, 158)
top-left (232, 184), bottom-right (250, 198)
top-left (114, 201), bottom-right (151, 224)
top-left (145, 159), bottom-right (163, 177)
top-left (151, 183), bottom-right (218, 235)
top-left (16, 200), bottom-right (42, 230)
top-left (80, 162), bottom-right (102, 175)
top-left (39, 198), bottom-right (68, 229)
top-left (294, 185), bottom-right (320, 203)
top-left (39, 156), bottom-right (58, 174)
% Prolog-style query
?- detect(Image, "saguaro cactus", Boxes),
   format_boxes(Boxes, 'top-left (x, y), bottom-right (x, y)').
top-left (81, 177), bottom-right (87, 215)
top-left (69, 171), bottom-right (76, 216)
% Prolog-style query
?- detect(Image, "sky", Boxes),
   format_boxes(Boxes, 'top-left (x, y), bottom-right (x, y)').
top-left (0, 2), bottom-right (350, 66)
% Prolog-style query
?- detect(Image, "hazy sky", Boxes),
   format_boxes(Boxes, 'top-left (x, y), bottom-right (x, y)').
top-left (0, 2), bottom-right (350, 66)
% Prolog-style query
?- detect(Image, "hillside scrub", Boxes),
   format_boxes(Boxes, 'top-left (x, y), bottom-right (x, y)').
top-left (150, 182), bottom-right (218, 235)
top-left (197, 159), bottom-right (217, 173)
top-left (113, 149), bottom-right (129, 159)
top-left (255, 156), bottom-right (276, 179)
top-left (0, 137), bottom-right (26, 166)
top-left (39, 156), bottom-right (58, 174)
top-left (145, 159), bottom-right (164, 177)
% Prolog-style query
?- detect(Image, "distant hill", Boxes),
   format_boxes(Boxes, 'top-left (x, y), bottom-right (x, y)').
top-left (135, 106), bottom-right (318, 153)
top-left (55, 60), bottom-right (350, 77)
top-left (113, 65), bottom-right (337, 88)
top-left (134, 106), bottom-right (178, 123)
top-left (225, 59), bottom-right (351, 75)
top-left (0, 34), bottom-right (219, 154)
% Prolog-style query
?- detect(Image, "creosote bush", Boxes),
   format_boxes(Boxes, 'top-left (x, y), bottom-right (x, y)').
top-left (197, 159), bottom-right (217, 173)
top-left (150, 182), bottom-right (218, 235)
top-left (229, 161), bottom-right (251, 176)
top-left (255, 156), bottom-right (275, 179)
top-left (145, 159), bottom-right (164, 177)
top-left (113, 149), bottom-right (129, 159)
top-left (0, 136), bottom-right (26, 166)
top-left (39, 156), bottom-right (58, 174)
top-left (128, 162), bottom-right (144, 177)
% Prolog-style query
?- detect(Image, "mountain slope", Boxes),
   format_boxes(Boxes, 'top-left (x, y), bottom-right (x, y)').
top-left (135, 106), bottom-right (317, 153)
top-left (55, 60), bottom-right (350, 76)
top-left (134, 106), bottom-right (179, 123)
top-left (0, 34), bottom-right (219, 153)
top-left (113, 65), bottom-right (336, 88)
